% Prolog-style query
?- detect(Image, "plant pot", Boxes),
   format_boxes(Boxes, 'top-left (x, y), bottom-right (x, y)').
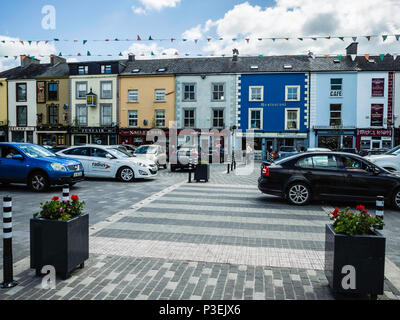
top-left (30, 213), bottom-right (89, 280)
top-left (324, 224), bottom-right (385, 299)
top-left (194, 164), bottom-right (210, 182)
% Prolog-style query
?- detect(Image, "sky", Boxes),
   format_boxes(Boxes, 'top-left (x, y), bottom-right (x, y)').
top-left (0, 0), bottom-right (400, 71)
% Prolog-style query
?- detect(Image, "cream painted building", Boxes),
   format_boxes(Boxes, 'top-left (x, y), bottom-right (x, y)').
top-left (0, 78), bottom-right (7, 141)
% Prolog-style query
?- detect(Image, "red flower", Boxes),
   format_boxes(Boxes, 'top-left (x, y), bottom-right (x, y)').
top-left (71, 195), bottom-right (79, 201)
top-left (52, 196), bottom-right (60, 201)
top-left (332, 207), bottom-right (339, 215)
top-left (356, 204), bottom-right (365, 211)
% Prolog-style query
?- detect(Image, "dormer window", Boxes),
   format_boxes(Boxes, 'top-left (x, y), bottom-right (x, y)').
top-left (157, 68), bottom-right (166, 72)
top-left (78, 65), bottom-right (88, 75)
top-left (333, 59), bottom-right (340, 63)
top-left (250, 66), bottom-right (259, 70)
top-left (101, 65), bottom-right (112, 74)
top-left (369, 59), bottom-right (375, 63)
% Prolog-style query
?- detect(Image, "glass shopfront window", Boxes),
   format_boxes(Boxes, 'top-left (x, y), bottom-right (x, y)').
top-left (12, 131), bottom-right (25, 142)
top-left (318, 136), bottom-right (340, 151)
top-left (74, 135), bottom-right (87, 146)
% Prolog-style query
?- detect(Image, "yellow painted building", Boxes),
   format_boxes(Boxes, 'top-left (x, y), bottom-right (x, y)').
top-left (119, 74), bottom-right (175, 145)
top-left (0, 78), bottom-right (7, 141)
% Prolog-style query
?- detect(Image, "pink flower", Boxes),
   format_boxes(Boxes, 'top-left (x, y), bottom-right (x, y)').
top-left (60, 207), bottom-right (63, 212)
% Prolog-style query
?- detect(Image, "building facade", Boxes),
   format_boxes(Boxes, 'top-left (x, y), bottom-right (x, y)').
top-left (0, 78), bottom-right (7, 142)
top-left (36, 56), bottom-right (70, 146)
top-left (69, 60), bottom-right (122, 146)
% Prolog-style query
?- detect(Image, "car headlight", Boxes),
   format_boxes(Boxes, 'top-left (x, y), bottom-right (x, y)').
top-left (51, 163), bottom-right (67, 172)
top-left (137, 162), bottom-right (147, 167)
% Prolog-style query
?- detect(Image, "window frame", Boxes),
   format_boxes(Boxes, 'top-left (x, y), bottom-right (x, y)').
top-left (128, 110), bottom-right (138, 127)
top-left (330, 78), bottom-right (343, 97)
top-left (330, 104), bottom-right (342, 127)
top-left (128, 89), bottom-right (138, 103)
top-left (101, 65), bottom-right (112, 74)
top-left (16, 83), bottom-right (27, 102)
top-left (100, 103), bottom-right (113, 126)
top-left (182, 83), bottom-right (196, 102)
top-left (285, 85), bottom-right (301, 102)
top-left (371, 78), bottom-right (385, 97)
top-left (76, 81), bottom-right (88, 100)
top-left (285, 108), bottom-right (300, 131)
top-left (183, 109), bottom-right (195, 128)
top-left (370, 104), bottom-right (384, 127)
top-left (100, 81), bottom-right (113, 99)
top-left (211, 83), bottom-right (225, 101)
top-left (47, 82), bottom-right (59, 101)
top-left (76, 104), bottom-right (88, 126)
top-left (48, 104), bottom-right (59, 125)
top-left (155, 89), bottom-right (166, 102)
top-left (155, 109), bottom-right (166, 127)
top-left (248, 108), bottom-right (263, 130)
top-left (16, 105), bottom-right (27, 127)
top-left (212, 109), bottom-right (224, 128)
top-left (249, 86), bottom-right (263, 102)
top-left (78, 65), bottom-right (88, 75)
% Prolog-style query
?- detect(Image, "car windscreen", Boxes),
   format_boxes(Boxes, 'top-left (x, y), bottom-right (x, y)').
top-left (18, 145), bottom-right (55, 158)
top-left (385, 145), bottom-right (400, 155)
top-left (136, 146), bottom-right (157, 154)
top-left (108, 148), bottom-right (133, 158)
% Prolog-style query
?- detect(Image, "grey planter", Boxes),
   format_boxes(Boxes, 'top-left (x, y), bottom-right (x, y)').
top-left (324, 224), bottom-right (385, 299)
top-left (30, 213), bottom-right (89, 280)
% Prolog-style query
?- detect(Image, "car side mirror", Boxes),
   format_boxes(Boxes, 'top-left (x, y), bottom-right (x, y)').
top-left (12, 154), bottom-right (23, 160)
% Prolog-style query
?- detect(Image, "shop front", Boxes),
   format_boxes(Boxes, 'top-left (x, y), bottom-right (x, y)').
top-left (119, 128), bottom-right (169, 147)
top-left (313, 127), bottom-right (356, 151)
top-left (356, 128), bottom-right (392, 151)
top-left (70, 127), bottom-right (118, 146)
top-left (8, 126), bottom-right (36, 143)
top-left (0, 125), bottom-right (7, 142)
top-left (37, 125), bottom-right (69, 146)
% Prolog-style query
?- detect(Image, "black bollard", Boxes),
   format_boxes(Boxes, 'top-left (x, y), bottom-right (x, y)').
top-left (62, 184), bottom-right (70, 202)
top-left (188, 162), bottom-right (192, 183)
top-left (1, 196), bottom-right (18, 289)
top-left (227, 163), bottom-right (230, 174)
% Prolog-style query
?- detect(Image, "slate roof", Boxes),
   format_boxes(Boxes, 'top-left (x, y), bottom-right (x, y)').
top-left (0, 63), bottom-right (51, 80)
top-left (36, 62), bottom-right (70, 78)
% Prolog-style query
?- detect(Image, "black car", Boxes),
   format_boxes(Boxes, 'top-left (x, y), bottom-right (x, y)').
top-left (258, 151), bottom-right (400, 209)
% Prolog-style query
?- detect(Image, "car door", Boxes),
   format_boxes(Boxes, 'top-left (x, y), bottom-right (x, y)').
top-left (89, 147), bottom-right (115, 177)
top-left (0, 145), bottom-right (29, 180)
top-left (62, 147), bottom-right (92, 176)
top-left (296, 154), bottom-right (345, 197)
top-left (340, 155), bottom-right (389, 199)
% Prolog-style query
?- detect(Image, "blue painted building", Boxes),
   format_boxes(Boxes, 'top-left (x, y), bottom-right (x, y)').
top-left (237, 73), bottom-right (309, 158)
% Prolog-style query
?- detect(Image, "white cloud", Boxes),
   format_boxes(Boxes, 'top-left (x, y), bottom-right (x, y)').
top-left (122, 42), bottom-right (178, 59)
top-left (0, 35), bottom-right (57, 71)
top-left (132, 0), bottom-right (181, 14)
top-left (183, 0), bottom-right (400, 56)
top-left (182, 24), bottom-right (203, 40)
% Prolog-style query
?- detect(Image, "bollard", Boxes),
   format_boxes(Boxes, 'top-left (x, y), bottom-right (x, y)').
top-left (231, 161), bottom-right (235, 171)
top-left (1, 196), bottom-right (18, 289)
top-left (376, 196), bottom-right (384, 230)
top-left (62, 184), bottom-right (70, 202)
top-left (227, 163), bottom-right (230, 174)
top-left (188, 162), bottom-right (192, 183)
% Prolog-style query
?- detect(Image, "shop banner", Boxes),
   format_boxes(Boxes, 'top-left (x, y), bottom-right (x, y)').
top-left (372, 78), bottom-right (385, 97)
top-left (370, 104), bottom-right (384, 126)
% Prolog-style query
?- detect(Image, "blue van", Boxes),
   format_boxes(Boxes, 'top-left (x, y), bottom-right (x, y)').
top-left (0, 143), bottom-right (84, 192)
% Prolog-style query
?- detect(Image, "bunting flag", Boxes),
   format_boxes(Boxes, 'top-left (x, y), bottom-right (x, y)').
top-left (54, 38), bottom-right (59, 41)
top-left (119, 52), bottom-right (123, 56)
top-left (272, 38), bottom-right (276, 42)
top-left (170, 38), bottom-right (175, 42)
top-left (312, 37), bottom-right (317, 41)
top-left (148, 36), bottom-right (153, 40)
top-left (382, 35), bottom-right (388, 41)
top-left (245, 38), bottom-right (250, 43)
top-left (174, 51), bottom-right (178, 56)
top-left (207, 38), bottom-right (211, 42)
top-left (83, 40), bottom-right (87, 45)
top-left (379, 54), bottom-right (385, 61)
top-left (194, 39), bottom-right (198, 43)
top-left (298, 38), bottom-right (303, 41)
top-left (151, 51), bottom-right (155, 56)
top-left (137, 35), bottom-right (141, 41)
top-left (77, 53), bottom-right (81, 56)
top-left (366, 36), bottom-right (371, 41)
top-left (182, 38), bottom-right (187, 42)
top-left (326, 36), bottom-right (331, 39)
top-left (350, 54), bottom-right (356, 61)
top-left (87, 51), bottom-right (91, 56)
top-left (337, 55), bottom-right (342, 61)
top-left (338, 37), bottom-right (344, 41)
top-left (396, 35), bottom-right (400, 41)
top-left (364, 54), bottom-right (370, 60)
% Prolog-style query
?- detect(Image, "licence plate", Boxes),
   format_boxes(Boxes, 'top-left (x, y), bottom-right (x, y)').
top-left (74, 172), bottom-right (83, 177)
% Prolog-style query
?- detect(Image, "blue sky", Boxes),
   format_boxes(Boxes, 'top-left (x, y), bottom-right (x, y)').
top-left (0, 0), bottom-right (399, 70)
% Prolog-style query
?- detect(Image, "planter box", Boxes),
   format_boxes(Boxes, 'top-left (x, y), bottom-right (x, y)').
top-left (325, 224), bottom-right (385, 298)
top-left (194, 164), bottom-right (210, 182)
top-left (30, 213), bottom-right (89, 280)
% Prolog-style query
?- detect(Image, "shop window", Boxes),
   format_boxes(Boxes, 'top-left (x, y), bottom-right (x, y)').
top-left (371, 104), bottom-right (384, 126)
top-left (249, 109), bottom-right (262, 129)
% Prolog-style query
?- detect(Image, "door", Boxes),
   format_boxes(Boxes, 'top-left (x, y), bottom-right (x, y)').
top-left (340, 155), bottom-right (388, 199)
top-left (296, 154), bottom-right (345, 197)
top-left (0, 146), bottom-right (29, 180)
top-left (88, 147), bottom-right (115, 177)
top-left (63, 147), bottom-right (92, 176)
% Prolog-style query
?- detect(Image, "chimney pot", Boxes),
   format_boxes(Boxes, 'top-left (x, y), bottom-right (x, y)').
top-left (346, 42), bottom-right (358, 56)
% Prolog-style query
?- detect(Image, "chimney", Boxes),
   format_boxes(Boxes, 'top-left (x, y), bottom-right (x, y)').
top-left (128, 54), bottom-right (135, 62)
top-left (20, 55), bottom-right (40, 67)
top-left (232, 48), bottom-right (239, 62)
top-left (346, 42), bottom-right (358, 56)
top-left (50, 55), bottom-right (66, 65)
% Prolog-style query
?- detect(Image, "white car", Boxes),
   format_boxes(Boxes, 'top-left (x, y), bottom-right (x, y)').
top-left (135, 145), bottom-right (167, 169)
top-left (364, 145), bottom-right (400, 172)
top-left (56, 145), bottom-right (158, 182)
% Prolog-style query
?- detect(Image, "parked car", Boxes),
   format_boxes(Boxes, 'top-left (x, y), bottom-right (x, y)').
top-left (135, 145), bottom-right (167, 169)
top-left (306, 148), bottom-right (331, 152)
top-left (359, 148), bottom-right (389, 157)
top-left (110, 144), bottom-right (137, 155)
top-left (42, 145), bottom-right (69, 153)
top-left (170, 146), bottom-right (199, 171)
top-left (278, 146), bottom-right (297, 159)
top-left (0, 143), bottom-right (84, 192)
top-left (364, 145), bottom-right (400, 172)
top-left (57, 145), bottom-right (158, 182)
top-left (339, 148), bottom-right (358, 154)
top-left (258, 151), bottom-right (400, 209)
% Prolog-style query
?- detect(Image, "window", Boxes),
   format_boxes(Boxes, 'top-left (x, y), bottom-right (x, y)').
top-left (249, 108), bottom-right (262, 129)
top-left (128, 110), bottom-right (138, 127)
top-left (76, 82), bottom-right (87, 99)
top-left (155, 89), bottom-right (166, 102)
top-left (183, 84), bottom-right (196, 101)
top-left (297, 155), bottom-right (338, 169)
top-left (184, 109), bottom-right (195, 128)
top-left (372, 78), bottom-right (385, 97)
top-left (16, 106), bottom-right (27, 126)
top-left (341, 156), bottom-right (371, 172)
top-left (78, 66), bottom-right (88, 75)
top-left (48, 83), bottom-right (58, 101)
top-left (100, 81), bottom-right (112, 99)
top-left (128, 90), bottom-right (138, 102)
top-left (330, 104), bottom-right (342, 126)
top-left (65, 147), bottom-right (90, 156)
top-left (101, 65), bottom-right (112, 74)
top-left (213, 109), bottom-right (224, 128)
top-left (0, 146), bottom-right (21, 159)
top-left (371, 104), bottom-right (384, 126)
top-left (212, 83), bottom-right (225, 101)
top-left (16, 83), bottom-right (27, 102)
top-left (285, 109), bottom-right (299, 130)
top-left (285, 86), bottom-right (300, 101)
top-left (48, 105), bottom-right (58, 124)
top-left (155, 110), bottom-right (166, 127)
top-left (100, 104), bottom-right (112, 126)
top-left (91, 148), bottom-right (109, 158)
top-left (76, 105), bottom-right (87, 126)
top-left (249, 86), bottom-right (263, 102)
top-left (330, 79), bottom-right (343, 97)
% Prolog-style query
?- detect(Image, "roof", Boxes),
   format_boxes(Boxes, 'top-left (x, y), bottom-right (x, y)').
top-left (36, 62), bottom-right (70, 78)
top-left (0, 63), bottom-right (51, 80)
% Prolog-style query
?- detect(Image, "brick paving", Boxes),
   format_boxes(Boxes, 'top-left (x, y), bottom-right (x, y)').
top-left (1, 161), bottom-right (400, 300)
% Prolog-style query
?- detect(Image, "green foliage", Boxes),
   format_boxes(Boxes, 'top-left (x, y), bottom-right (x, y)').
top-left (328, 205), bottom-right (384, 236)
top-left (33, 195), bottom-right (85, 221)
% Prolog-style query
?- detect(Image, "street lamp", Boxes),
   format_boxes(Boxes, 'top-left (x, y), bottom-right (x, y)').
top-left (86, 88), bottom-right (97, 107)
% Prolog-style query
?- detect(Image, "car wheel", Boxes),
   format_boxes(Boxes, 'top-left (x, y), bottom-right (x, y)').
top-left (29, 172), bottom-right (49, 192)
top-left (286, 182), bottom-right (311, 206)
top-left (118, 167), bottom-right (135, 182)
top-left (392, 188), bottom-right (400, 210)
